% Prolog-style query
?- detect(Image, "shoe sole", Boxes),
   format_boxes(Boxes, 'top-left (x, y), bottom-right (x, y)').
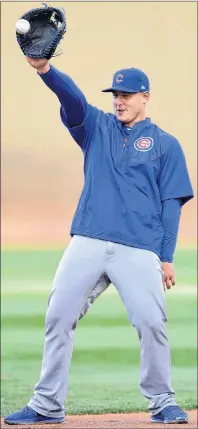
top-left (4, 419), bottom-right (65, 425)
top-left (151, 417), bottom-right (188, 424)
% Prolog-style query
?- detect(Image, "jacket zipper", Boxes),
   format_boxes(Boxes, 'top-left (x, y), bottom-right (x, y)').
top-left (118, 128), bottom-right (146, 166)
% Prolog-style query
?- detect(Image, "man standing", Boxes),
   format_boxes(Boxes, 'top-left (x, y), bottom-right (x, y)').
top-left (5, 59), bottom-right (193, 425)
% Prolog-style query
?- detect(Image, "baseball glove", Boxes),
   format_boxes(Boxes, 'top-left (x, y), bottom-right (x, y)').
top-left (16, 3), bottom-right (66, 59)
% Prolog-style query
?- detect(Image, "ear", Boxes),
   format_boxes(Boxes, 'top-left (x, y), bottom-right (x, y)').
top-left (143, 92), bottom-right (150, 104)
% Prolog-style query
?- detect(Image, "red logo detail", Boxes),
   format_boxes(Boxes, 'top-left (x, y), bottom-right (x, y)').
top-left (134, 137), bottom-right (153, 151)
top-left (137, 139), bottom-right (151, 149)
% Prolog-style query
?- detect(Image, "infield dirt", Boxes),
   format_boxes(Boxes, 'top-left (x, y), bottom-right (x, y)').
top-left (1, 410), bottom-right (197, 428)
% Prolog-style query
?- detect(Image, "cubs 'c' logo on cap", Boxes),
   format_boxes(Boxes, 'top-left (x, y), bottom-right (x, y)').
top-left (115, 74), bottom-right (124, 83)
top-left (134, 137), bottom-right (154, 152)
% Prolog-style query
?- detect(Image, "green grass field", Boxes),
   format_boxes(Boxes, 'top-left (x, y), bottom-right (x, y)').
top-left (1, 248), bottom-right (197, 416)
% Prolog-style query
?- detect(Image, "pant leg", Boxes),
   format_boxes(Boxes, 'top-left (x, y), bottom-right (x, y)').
top-left (28, 236), bottom-right (108, 418)
top-left (106, 243), bottom-right (176, 415)
top-left (72, 272), bottom-right (111, 330)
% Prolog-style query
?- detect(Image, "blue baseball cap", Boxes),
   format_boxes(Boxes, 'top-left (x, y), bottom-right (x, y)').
top-left (102, 67), bottom-right (150, 93)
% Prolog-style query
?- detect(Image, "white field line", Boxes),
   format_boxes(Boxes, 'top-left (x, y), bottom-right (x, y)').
top-left (104, 285), bottom-right (197, 296)
top-left (1, 280), bottom-right (51, 294)
top-left (1, 281), bottom-right (197, 296)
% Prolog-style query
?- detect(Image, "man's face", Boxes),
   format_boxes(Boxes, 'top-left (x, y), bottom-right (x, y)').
top-left (113, 91), bottom-right (150, 125)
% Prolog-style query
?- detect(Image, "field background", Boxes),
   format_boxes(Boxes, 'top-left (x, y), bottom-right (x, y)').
top-left (1, 1), bottom-right (197, 417)
top-left (1, 249), bottom-right (197, 415)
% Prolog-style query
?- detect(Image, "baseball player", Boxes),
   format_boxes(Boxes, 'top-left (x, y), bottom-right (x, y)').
top-left (5, 59), bottom-right (194, 425)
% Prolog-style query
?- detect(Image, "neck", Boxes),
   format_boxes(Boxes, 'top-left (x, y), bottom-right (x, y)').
top-left (125, 112), bottom-right (146, 128)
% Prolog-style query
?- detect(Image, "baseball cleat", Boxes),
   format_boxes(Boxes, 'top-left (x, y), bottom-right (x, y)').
top-left (4, 405), bottom-right (65, 425)
top-left (151, 405), bottom-right (188, 424)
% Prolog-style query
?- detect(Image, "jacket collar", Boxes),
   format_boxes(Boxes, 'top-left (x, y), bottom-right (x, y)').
top-left (115, 117), bottom-right (151, 132)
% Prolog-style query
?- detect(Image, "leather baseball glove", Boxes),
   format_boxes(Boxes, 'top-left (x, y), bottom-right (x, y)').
top-left (16, 3), bottom-right (66, 59)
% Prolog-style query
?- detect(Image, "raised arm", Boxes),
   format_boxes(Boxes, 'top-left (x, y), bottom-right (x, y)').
top-left (26, 57), bottom-right (98, 149)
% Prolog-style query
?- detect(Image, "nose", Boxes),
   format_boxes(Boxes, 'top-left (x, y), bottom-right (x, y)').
top-left (114, 96), bottom-right (123, 107)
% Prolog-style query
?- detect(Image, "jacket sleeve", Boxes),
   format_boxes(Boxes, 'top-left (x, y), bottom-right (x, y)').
top-left (39, 65), bottom-right (98, 151)
top-left (158, 137), bottom-right (194, 205)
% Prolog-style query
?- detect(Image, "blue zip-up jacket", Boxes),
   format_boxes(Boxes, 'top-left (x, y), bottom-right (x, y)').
top-left (40, 66), bottom-right (194, 261)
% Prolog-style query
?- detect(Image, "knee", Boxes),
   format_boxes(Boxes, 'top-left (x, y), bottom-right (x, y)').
top-left (45, 302), bottom-right (82, 337)
top-left (45, 310), bottom-right (62, 331)
top-left (132, 312), bottom-right (167, 336)
top-left (45, 306), bottom-right (71, 335)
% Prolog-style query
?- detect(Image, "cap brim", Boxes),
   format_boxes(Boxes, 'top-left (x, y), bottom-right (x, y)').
top-left (102, 86), bottom-right (138, 93)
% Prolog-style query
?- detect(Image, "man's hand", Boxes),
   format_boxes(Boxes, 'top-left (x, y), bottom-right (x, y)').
top-left (26, 57), bottom-right (50, 74)
top-left (162, 262), bottom-right (175, 290)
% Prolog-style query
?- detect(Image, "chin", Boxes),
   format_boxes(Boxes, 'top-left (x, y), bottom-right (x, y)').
top-left (120, 118), bottom-right (131, 125)
top-left (116, 114), bottom-right (129, 123)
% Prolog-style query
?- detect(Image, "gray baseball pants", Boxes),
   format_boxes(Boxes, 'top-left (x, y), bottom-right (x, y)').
top-left (28, 235), bottom-right (177, 417)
